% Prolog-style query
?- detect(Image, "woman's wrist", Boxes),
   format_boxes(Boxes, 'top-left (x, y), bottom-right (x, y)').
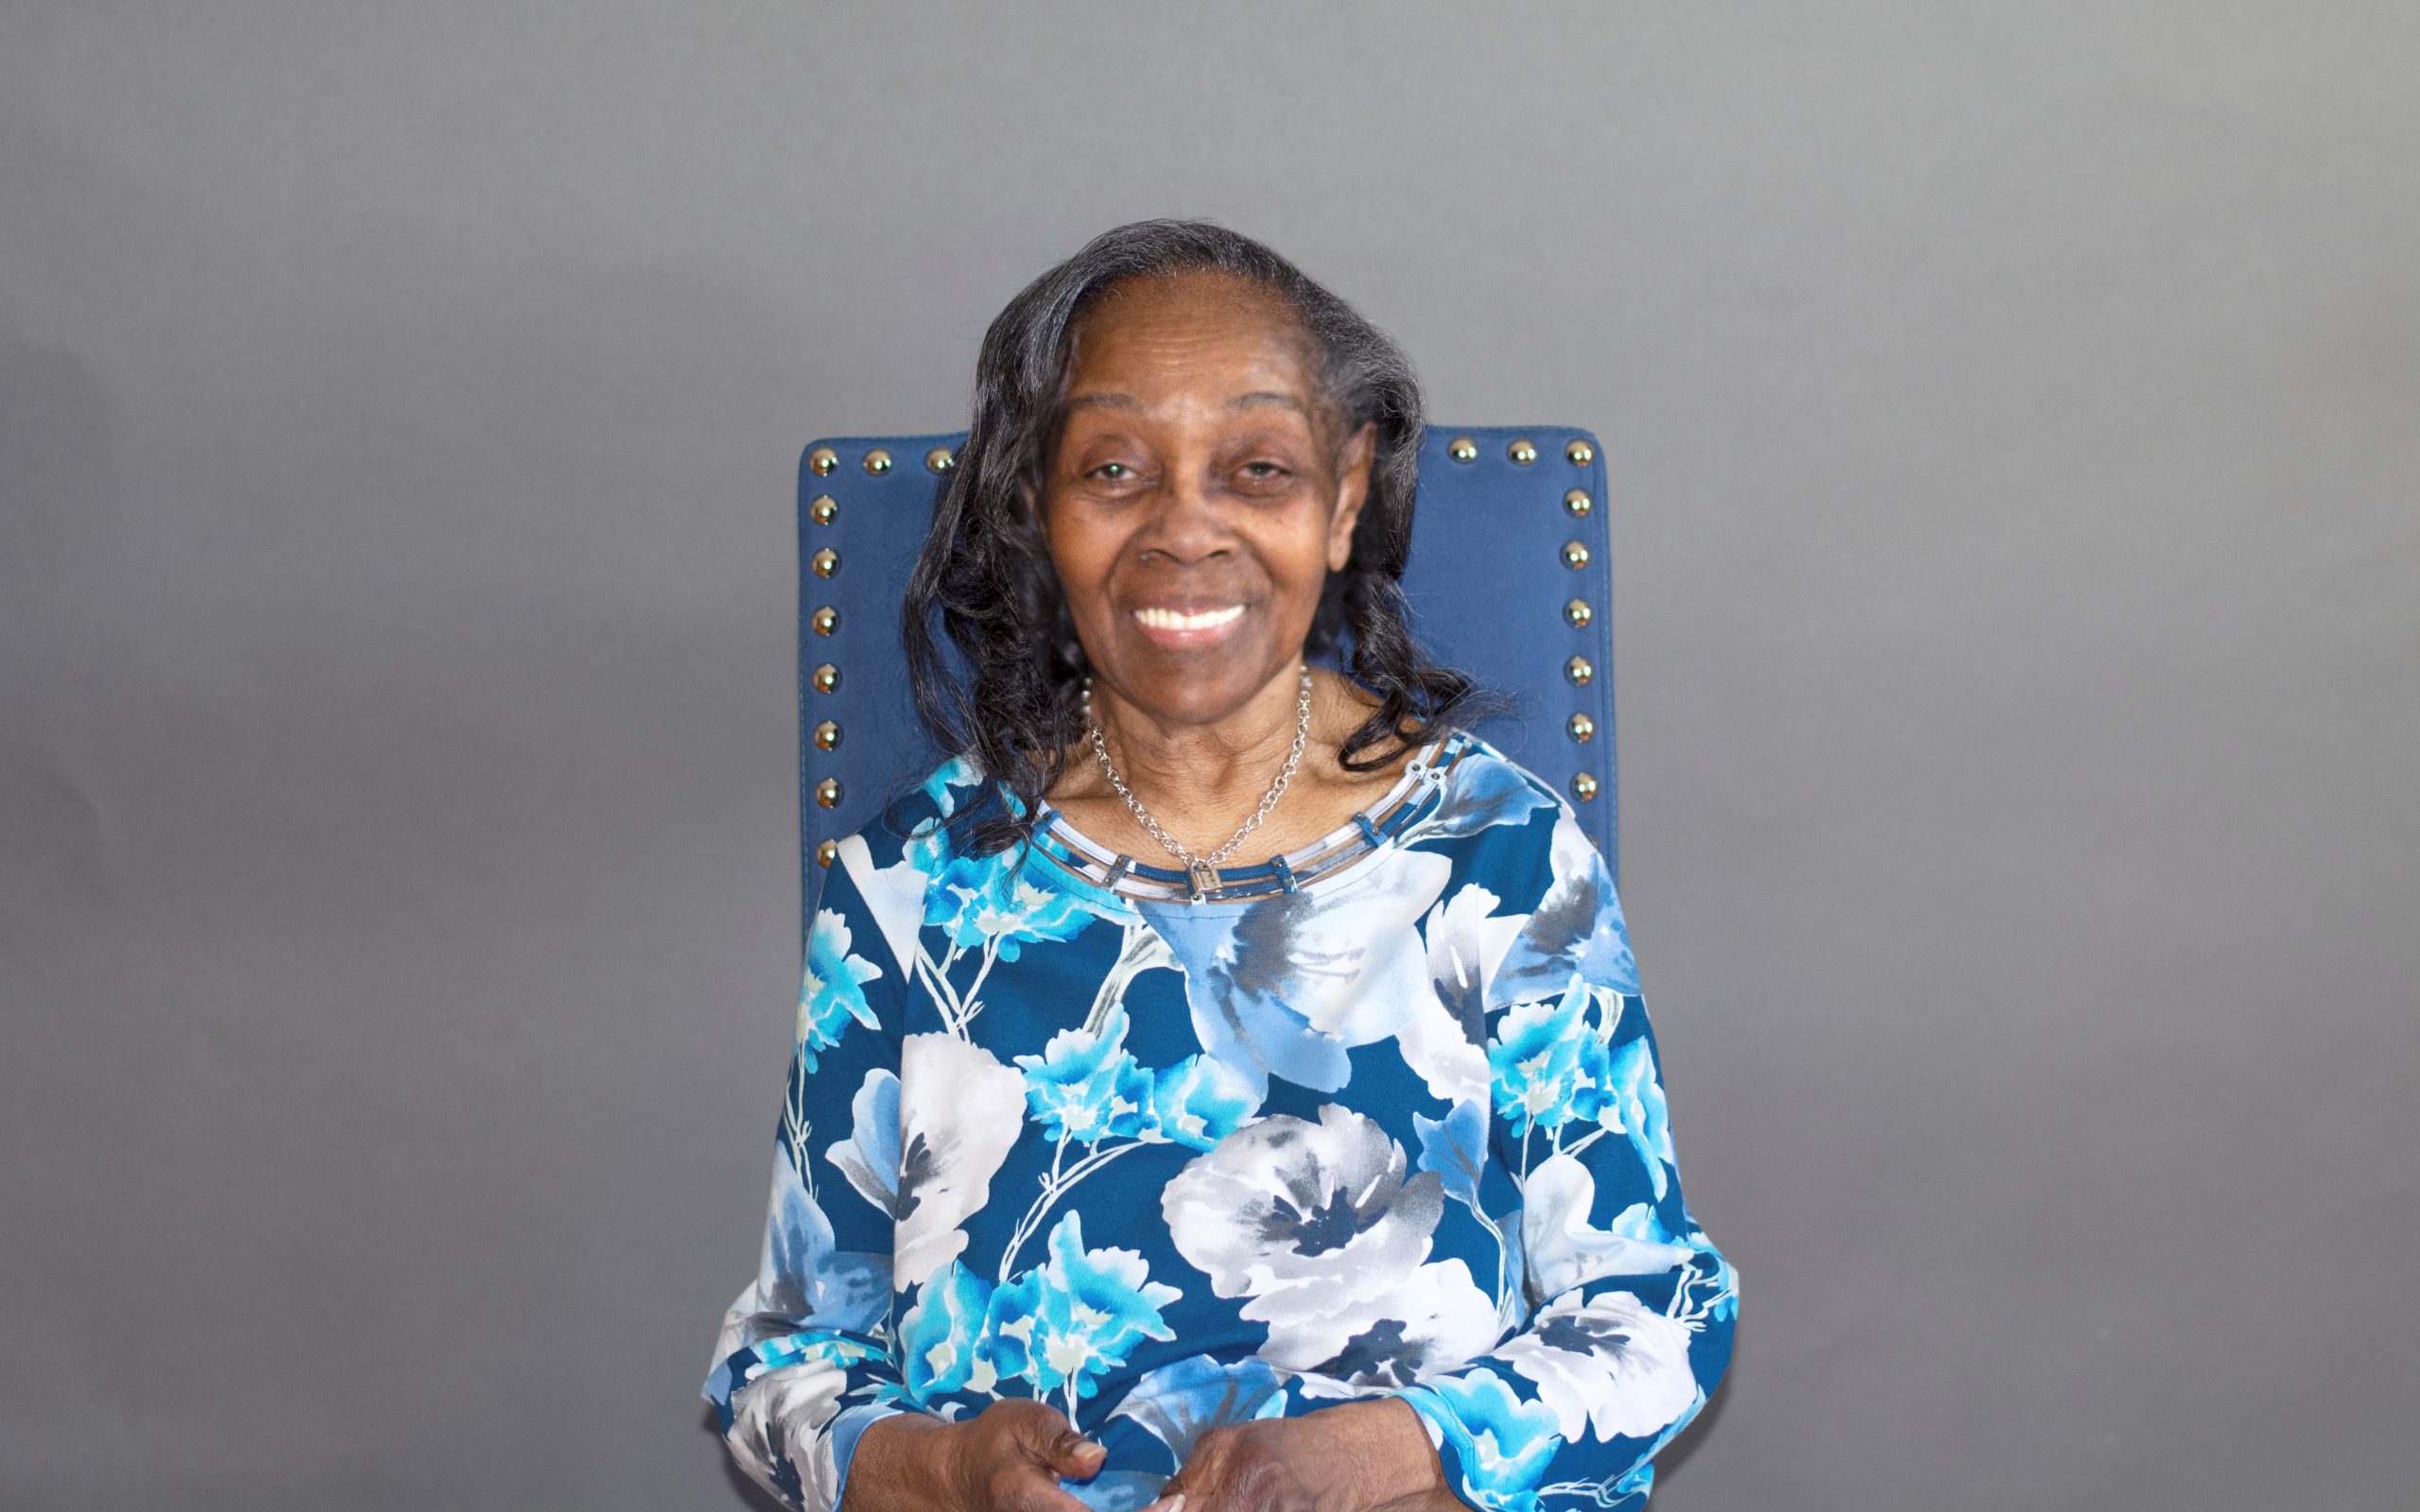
top-left (838, 1413), bottom-right (958, 1512)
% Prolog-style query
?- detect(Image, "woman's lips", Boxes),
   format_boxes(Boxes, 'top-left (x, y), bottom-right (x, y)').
top-left (1130, 602), bottom-right (1246, 647)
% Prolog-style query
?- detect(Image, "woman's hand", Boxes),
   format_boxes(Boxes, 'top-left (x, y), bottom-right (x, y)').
top-left (842, 1400), bottom-right (1106, 1512)
top-left (1149, 1398), bottom-right (1465, 1512)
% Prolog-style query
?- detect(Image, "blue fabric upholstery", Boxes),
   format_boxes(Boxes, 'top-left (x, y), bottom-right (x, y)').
top-left (795, 424), bottom-right (1617, 923)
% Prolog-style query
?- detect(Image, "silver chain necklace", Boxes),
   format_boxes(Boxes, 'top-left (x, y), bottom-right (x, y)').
top-left (1080, 662), bottom-right (1314, 902)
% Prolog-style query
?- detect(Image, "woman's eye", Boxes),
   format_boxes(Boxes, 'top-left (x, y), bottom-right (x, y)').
top-left (1240, 461), bottom-right (1290, 480)
top-left (1092, 462), bottom-right (1132, 480)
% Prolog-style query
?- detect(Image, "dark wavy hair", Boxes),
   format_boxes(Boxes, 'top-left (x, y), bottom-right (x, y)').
top-left (895, 218), bottom-right (1504, 857)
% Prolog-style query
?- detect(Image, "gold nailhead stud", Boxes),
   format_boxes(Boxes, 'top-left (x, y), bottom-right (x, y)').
top-left (1572, 771), bottom-right (1599, 801)
top-left (1564, 489), bottom-right (1592, 517)
top-left (815, 838), bottom-right (839, 868)
top-left (813, 719), bottom-right (841, 751)
top-left (925, 446), bottom-right (956, 473)
top-left (1564, 597), bottom-right (1593, 627)
top-left (811, 547), bottom-right (840, 578)
top-left (815, 777), bottom-right (842, 809)
top-left (1568, 713), bottom-right (1596, 743)
top-left (1508, 438), bottom-right (1538, 465)
top-left (1566, 655), bottom-right (1595, 685)
top-left (811, 606), bottom-right (839, 636)
top-left (1447, 437), bottom-right (1478, 463)
top-left (1565, 438), bottom-right (1596, 466)
top-left (863, 448), bottom-right (892, 475)
top-left (807, 446), bottom-right (839, 475)
top-left (812, 662), bottom-right (840, 694)
top-left (809, 495), bottom-right (838, 524)
top-left (1562, 540), bottom-right (1591, 569)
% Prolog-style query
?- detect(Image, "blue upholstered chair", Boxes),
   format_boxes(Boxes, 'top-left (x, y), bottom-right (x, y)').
top-left (793, 425), bottom-right (1618, 923)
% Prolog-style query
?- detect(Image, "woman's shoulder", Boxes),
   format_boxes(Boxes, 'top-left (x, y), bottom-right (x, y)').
top-left (1414, 726), bottom-right (1590, 842)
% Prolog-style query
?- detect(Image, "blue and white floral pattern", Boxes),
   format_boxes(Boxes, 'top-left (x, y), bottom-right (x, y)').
top-left (705, 730), bottom-right (1737, 1512)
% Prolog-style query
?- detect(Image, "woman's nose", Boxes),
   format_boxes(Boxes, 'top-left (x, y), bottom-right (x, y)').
top-left (1132, 475), bottom-right (1235, 562)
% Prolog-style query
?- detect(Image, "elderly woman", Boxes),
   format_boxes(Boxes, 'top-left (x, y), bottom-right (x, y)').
top-left (703, 220), bottom-right (1737, 1512)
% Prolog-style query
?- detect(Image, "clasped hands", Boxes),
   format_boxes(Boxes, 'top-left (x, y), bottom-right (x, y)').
top-left (844, 1396), bottom-right (1469, 1512)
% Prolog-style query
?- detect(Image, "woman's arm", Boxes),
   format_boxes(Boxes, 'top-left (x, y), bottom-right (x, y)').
top-left (701, 851), bottom-right (914, 1512)
top-left (1387, 836), bottom-right (1739, 1512)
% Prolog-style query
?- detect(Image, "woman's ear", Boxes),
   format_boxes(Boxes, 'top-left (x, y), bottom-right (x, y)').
top-left (1326, 421), bottom-right (1377, 572)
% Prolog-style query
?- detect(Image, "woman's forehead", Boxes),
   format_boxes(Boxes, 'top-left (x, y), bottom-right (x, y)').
top-left (1067, 272), bottom-right (1318, 392)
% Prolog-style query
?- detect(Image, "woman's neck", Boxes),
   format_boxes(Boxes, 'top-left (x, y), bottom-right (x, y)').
top-left (1051, 666), bottom-right (1426, 864)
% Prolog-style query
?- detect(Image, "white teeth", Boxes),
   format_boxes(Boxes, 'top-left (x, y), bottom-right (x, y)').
top-left (1132, 604), bottom-right (1245, 631)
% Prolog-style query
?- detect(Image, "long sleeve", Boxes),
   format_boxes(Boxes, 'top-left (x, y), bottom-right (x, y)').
top-left (702, 850), bottom-right (914, 1512)
top-left (1391, 828), bottom-right (1739, 1512)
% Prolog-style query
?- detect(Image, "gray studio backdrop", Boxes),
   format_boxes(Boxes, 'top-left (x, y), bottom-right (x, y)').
top-left (5, 3), bottom-right (2414, 1509)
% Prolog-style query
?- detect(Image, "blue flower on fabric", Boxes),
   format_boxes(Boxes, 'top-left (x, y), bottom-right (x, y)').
top-left (1601, 1024), bottom-right (1676, 1200)
top-left (987, 1211), bottom-right (1181, 1402)
top-left (797, 906), bottom-right (884, 1072)
top-left (1401, 1367), bottom-right (1564, 1512)
top-left (1014, 1003), bottom-right (1153, 1144)
top-left (1487, 974), bottom-right (1603, 1139)
top-left (897, 1260), bottom-right (999, 1403)
top-left (1110, 1353), bottom-right (1289, 1467)
top-left (1146, 1054), bottom-right (1262, 1151)
top-left (1413, 1097), bottom-right (1492, 1212)
top-left (927, 851), bottom-right (1096, 960)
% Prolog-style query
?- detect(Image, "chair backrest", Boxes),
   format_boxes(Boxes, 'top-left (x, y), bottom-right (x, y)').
top-left (795, 424), bottom-right (1618, 924)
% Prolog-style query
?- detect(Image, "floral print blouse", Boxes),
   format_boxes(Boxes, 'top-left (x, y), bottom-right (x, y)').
top-left (702, 728), bottom-right (1737, 1512)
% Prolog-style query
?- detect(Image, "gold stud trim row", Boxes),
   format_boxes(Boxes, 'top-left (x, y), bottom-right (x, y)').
top-left (1561, 541), bottom-right (1590, 569)
top-left (815, 838), bottom-right (839, 868)
top-left (863, 449), bottom-right (893, 475)
top-left (1564, 439), bottom-right (1596, 466)
top-left (814, 777), bottom-right (842, 808)
top-left (1564, 489), bottom-right (1592, 517)
top-left (811, 606), bottom-right (839, 636)
top-left (813, 719), bottom-right (841, 751)
top-left (1565, 655), bottom-right (1594, 685)
top-left (810, 495), bottom-right (838, 524)
top-left (925, 446), bottom-right (956, 473)
top-left (1508, 438), bottom-right (1538, 465)
top-left (1568, 713), bottom-right (1596, 743)
top-left (1571, 771), bottom-right (1599, 801)
top-left (1447, 437), bottom-right (1478, 463)
top-left (1564, 598), bottom-right (1592, 628)
top-left (807, 446), bottom-right (839, 476)
top-left (811, 547), bottom-right (840, 578)
top-left (812, 662), bottom-right (840, 694)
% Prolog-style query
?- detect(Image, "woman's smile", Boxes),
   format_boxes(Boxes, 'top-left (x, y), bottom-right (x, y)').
top-left (1130, 601), bottom-right (1248, 647)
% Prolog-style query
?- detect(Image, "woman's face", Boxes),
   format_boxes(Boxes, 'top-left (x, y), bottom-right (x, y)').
top-left (1033, 270), bottom-right (1374, 732)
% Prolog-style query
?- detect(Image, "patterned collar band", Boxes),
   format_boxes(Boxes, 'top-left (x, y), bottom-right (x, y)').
top-left (1029, 730), bottom-right (1471, 904)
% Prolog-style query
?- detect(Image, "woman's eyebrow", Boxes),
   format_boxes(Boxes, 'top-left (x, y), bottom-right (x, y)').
top-left (1226, 390), bottom-right (1309, 416)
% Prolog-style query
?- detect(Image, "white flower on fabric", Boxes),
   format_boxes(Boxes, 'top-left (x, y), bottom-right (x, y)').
top-left (1161, 1105), bottom-right (1442, 1327)
top-left (723, 1352), bottom-right (849, 1512)
top-left (890, 1033), bottom-right (1027, 1291)
top-left (1267, 1258), bottom-right (1501, 1388)
top-left (837, 832), bottom-right (933, 988)
top-left (1493, 1290), bottom-right (1699, 1444)
top-left (1519, 1153), bottom-right (1695, 1306)
top-left (1398, 883), bottom-right (1526, 1106)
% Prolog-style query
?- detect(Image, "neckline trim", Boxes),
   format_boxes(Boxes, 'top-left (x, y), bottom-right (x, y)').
top-left (1026, 730), bottom-right (1470, 906)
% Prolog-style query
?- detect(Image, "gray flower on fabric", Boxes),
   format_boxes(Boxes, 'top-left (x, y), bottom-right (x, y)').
top-left (1161, 1105), bottom-right (1443, 1327)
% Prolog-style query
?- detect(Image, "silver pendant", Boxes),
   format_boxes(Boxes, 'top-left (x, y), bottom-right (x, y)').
top-left (1186, 859), bottom-right (1220, 902)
